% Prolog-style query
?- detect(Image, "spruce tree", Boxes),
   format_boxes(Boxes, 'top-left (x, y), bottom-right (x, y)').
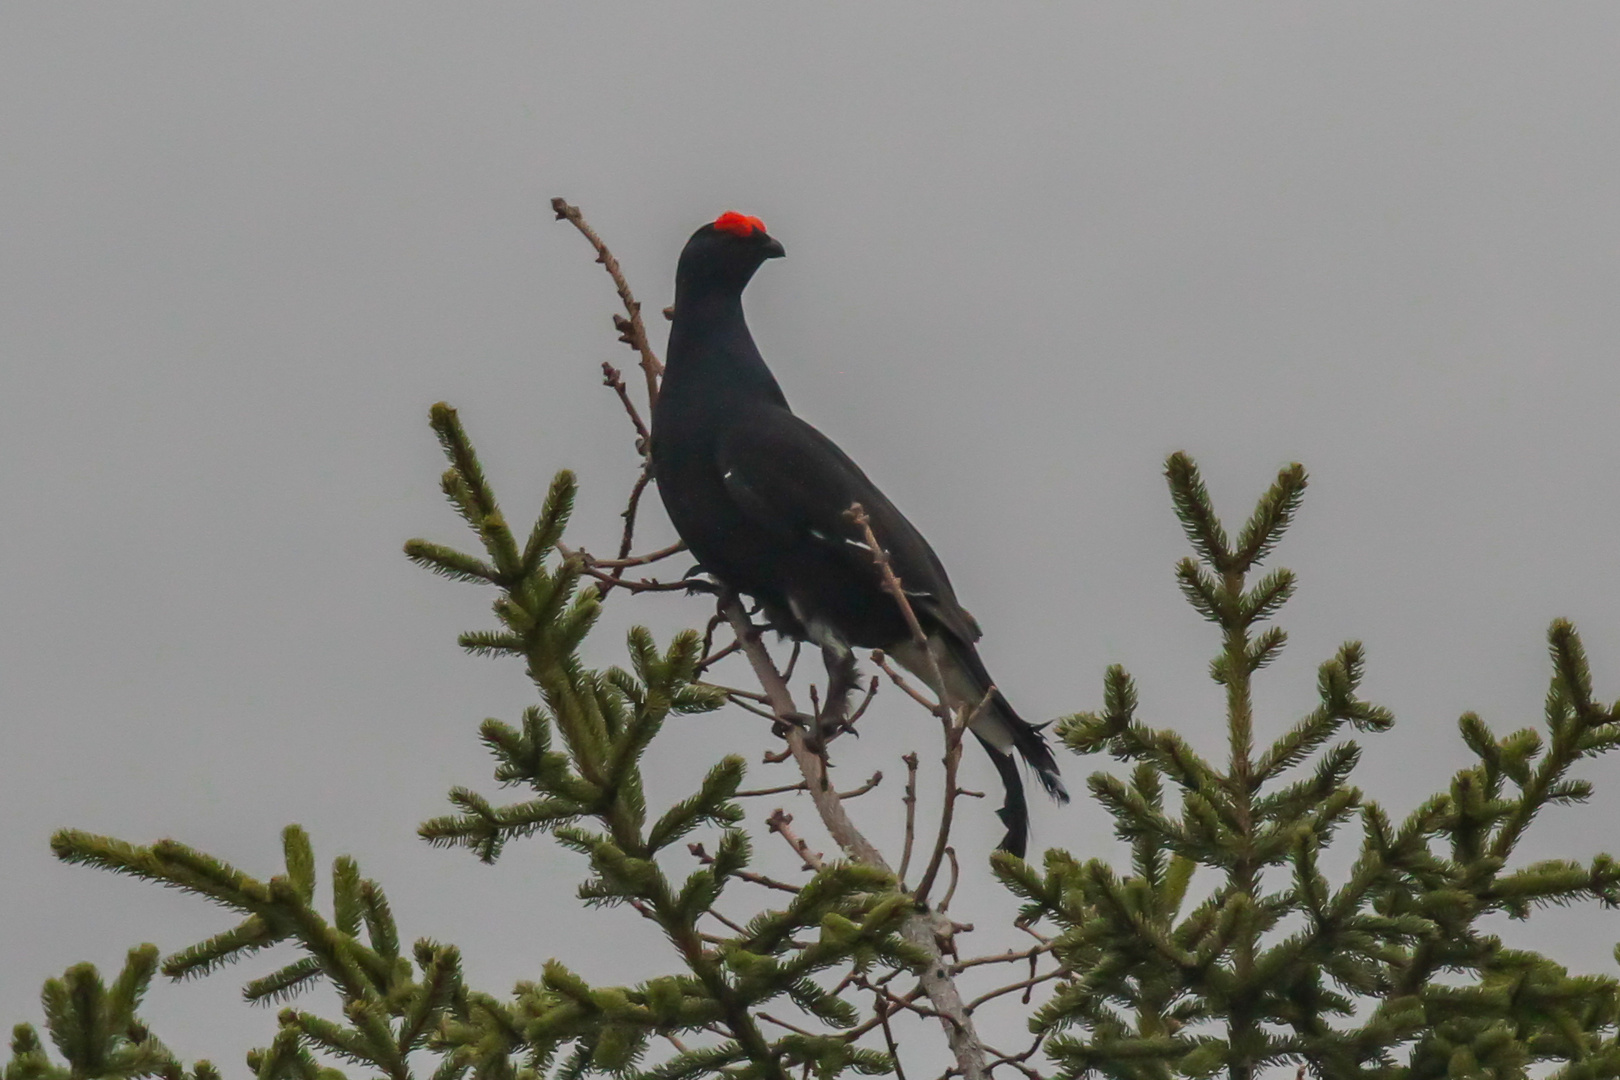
top-left (11, 202), bottom-right (1620, 1080)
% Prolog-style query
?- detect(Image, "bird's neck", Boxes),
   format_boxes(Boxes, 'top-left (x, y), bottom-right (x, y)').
top-left (663, 288), bottom-right (788, 411)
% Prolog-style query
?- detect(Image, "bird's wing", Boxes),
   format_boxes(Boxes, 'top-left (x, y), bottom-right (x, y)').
top-left (715, 407), bottom-right (982, 644)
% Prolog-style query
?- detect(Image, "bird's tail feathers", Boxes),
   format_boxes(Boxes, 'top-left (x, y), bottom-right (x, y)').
top-left (889, 634), bottom-right (1071, 840)
top-left (927, 635), bottom-right (1068, 802)
top-left (973, 732), bottom-right (1030, 858)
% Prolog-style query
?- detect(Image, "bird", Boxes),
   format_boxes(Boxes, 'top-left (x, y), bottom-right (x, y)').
top-left (650, 210), bottom-right (1067, 857)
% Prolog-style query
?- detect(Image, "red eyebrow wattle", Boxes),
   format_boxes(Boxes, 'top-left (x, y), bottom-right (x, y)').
top-left (713, 211), bottom-right (766, 237)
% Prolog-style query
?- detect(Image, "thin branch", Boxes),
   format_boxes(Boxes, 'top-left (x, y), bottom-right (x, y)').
top-left (841, 986), bottom-right (927, 1041)
top-left (984, 1035), bottom-right (1049, 1080)
top-left (591, 464), bottom-right (657, 598)
top-left (696, 639), bottom-right (741, 675)
top-left (688, 842), bottom-right (802, 894)
top-left (874, 651), bottom-right (943, 713)
top-left (951, 944), bottom-right (1053, 974)
top-left (940, 847), bottom-right (962, 913)
top-left (736, 781), bottom-right (813, 799)
top-left (914, 686), bottom-right (993, 903)
top-left (702, 683), bottom-right (771, 704)
top-left (706, 908), bottom-right (750, 936)
top-left (589, 540), bottom-right (686, 569)
top-left (899, 752), bottom-right (920, 886)
top-left (847, 504), bottom-right (954, 726)
top-left (875, 992), bottom-right (910, 1080)
top-left (727, 694), bottom-right (784, 722)
top-left (559, 545), bottom-right (694, 594)
top-left (739, 772), bottom-right (881, 800)
top-left (838, 771), bottom-right (884, 799)
top-left (964, 969), bottom-right (1063, 1014)
top-left (757, 1013), bottom-right (820, 1039)
top-left (551, 197), bottom-right (663, 404)
top-left (766, 809), bottom-right (825, 872)
top-left (1015, 924), bottom-right (1052, 947)
top-left (600, 361), bottom-right (651, 450)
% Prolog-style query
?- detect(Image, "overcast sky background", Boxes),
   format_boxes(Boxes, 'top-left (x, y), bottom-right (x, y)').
top-left (4, 5), bottom-right (1619, 1074)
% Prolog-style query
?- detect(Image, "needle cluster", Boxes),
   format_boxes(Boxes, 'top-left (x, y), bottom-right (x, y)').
top-left (996, 455), bottom-right (1620, 1080)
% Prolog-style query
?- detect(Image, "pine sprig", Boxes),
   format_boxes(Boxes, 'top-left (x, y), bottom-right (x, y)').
top-left (3, 947), bottom-right (215, 1080)
top-left (1026, 453), bottom-right (1620, 1080)
top-left (400, 406), bottom-right (922, 1079)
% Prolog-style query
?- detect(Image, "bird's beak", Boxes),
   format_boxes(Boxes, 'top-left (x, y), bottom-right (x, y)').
top-left (762, 235), bottom-right (786, 259)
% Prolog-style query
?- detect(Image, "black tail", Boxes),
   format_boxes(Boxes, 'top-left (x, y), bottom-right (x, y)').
top-left (997, 692), bottom-right (1069, 804)
top-left (892, 634), bottom-right (1070, 857)
top-left (936, 635), bottom-right (1069, 805)
top-left (975, 733), bottom-right (1032, 857)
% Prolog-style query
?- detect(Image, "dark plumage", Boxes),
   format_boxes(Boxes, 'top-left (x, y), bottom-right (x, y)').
top-left (650, 211), bottom-right (1067, 857)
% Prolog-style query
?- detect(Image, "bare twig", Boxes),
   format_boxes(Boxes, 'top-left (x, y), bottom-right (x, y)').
top-left (589, 540), bottom-right (685, 569)
top-left (738, 773), bottom-right (881, 800)
top-left (592, 464), bottom-right (656, 598)
top-left (551, 197), bottom-right (663, 404)
top-left (726, 694), bottom-right (783, 722)
top-left (559, 544), bottom-right (694, 594)
top-left (964, 968), bottom-right (1063, 1013)
top-left (874, 651), bottom-right (943, 713)
top-left (847, 505), bottom-right (953, 724)
top-left (950, 943), bottom-right (1052, 974)
top-left (701, 683), bottom-right (771, 704)
top-left (838, 771), bottom-right (884, 799)
top-left (940, 847), bottom-right (962, 913)
top-left (841, 985), bottom-right (927, 1041)
top-left (706, 908), bottom-right (750, 936)
top-left (695, 638), bottom-right (741, 675)
top-left (984, 1035), bottom-right (1049, 1080)
top-left (600, 361), bottom-right (651, 449)
top-left (736, 780), bottom-right (812, 799)
top-left (899, 752), bottom-right (920, 886)
top-left (766, 808), bottom-right (824, 871)
top-left (875, 992), bottom-right (910, 1080)
top-left (914, 686), bottom-right (992, 903)
top-left (849, 975), bottom-right (950, 1024)
top-left (1016, 923), bottom-right (1052, 947)
top-left (688, 842), bottom-right (802, 894)
top-left (848, 502), bottom-right (980, 905)
top-left (757, 1013), bottom-right (819, 1039)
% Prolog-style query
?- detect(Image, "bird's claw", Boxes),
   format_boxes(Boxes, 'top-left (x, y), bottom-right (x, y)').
top-left (680, 566), bottom-right (722, 596)
top-left (771, 711), bottom-right (817, 738)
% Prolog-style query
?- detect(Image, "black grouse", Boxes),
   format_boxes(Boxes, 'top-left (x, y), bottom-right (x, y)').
top-left (650, 211), bottom-right (1068, 857)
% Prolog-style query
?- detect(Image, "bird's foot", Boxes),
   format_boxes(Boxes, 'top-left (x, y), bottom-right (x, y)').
top-left (814, 708), bottom-right (860, 744)
top-left (679, 565), bottom-right (722, 597)
top-left (770, 710), bottom-right (818, 739)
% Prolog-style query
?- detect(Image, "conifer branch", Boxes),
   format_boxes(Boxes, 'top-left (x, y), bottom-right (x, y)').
top-left (1029, 455), bottom-right (1620, 1080)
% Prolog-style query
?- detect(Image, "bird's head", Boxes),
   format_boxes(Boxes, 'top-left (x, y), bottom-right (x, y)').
top-left (675, 211), bottom-right (786, 298)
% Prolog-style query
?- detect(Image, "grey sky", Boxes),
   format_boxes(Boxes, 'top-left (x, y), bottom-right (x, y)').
top-left (4, 4), bottom-right (1619, 1072)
